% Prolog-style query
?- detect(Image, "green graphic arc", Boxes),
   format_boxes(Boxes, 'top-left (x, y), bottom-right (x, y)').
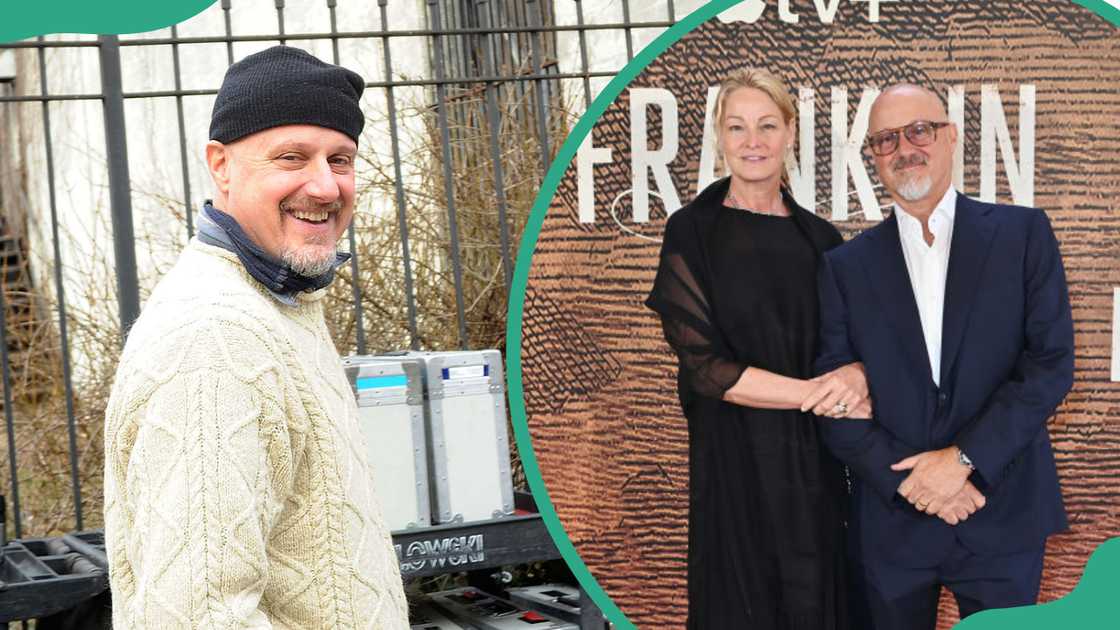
top-left (0, 0), bottom-right (217, 43)
top-left (1075, 0), bottom-right (1120, 26)
top-left (505, 0), bottom-right (742, 626)
top-left (503, 1), bottom-right (1120, 628)
top-left (955, 537), bottom-right (1120, 629)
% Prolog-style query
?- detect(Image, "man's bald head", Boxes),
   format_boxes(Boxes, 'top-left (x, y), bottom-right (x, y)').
top-left (866, 83), bottom-right (957, 213)
top-left (869, 84), bottom-right (949, 133)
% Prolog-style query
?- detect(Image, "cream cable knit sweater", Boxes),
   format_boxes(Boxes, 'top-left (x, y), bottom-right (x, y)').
top-left (104, 240), bottom-right (409, 629)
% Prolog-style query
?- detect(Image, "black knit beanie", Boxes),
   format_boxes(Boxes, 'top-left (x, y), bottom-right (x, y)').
top-left (209, 46), bottom-right (365, 145)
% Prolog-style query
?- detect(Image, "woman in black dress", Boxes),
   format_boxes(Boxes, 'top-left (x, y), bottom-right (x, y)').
top-left (646, 68), bottom-right (870, 629)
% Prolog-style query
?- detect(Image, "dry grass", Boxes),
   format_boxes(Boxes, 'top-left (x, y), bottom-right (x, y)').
top-left (0, 235), bottom-right (118, 539)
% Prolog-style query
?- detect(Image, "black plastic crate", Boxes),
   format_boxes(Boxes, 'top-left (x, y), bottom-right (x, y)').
top-left (0, 531), bottom-right (109, 623)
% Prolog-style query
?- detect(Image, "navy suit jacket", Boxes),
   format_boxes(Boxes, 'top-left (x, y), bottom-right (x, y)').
top-left (815, 192), bottom-right (1073, 568)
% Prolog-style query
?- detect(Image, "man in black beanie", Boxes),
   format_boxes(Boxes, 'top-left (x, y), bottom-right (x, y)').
top-left (202, 44), bottom-right (367, 292)
top-left (104, 46), bottom-right (410, 628)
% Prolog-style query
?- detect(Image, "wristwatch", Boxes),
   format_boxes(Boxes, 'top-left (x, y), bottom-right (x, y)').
top-left (956, 447), bottom-right (975, 471)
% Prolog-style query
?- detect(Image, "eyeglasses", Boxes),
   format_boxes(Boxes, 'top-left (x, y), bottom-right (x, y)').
top-left (866, 121), bottom-right (951, 156)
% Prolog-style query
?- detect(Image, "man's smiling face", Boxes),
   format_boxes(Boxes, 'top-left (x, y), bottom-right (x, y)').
top-left (210, 124), bottom-right (357, 276)
top-left (868, 86), bottom-right (958, 207)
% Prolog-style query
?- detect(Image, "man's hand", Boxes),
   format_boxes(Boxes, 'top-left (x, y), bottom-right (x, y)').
top-left (934, 481), bottom-right (986, 525)
top-left (846, 398), bottom-right (873, 419)
top-left (891, 446), bottom-right (972, 514)
top-left (802, 362), bottom-right (871, 418)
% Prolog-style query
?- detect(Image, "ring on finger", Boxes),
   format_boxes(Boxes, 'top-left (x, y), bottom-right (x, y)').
top-left (832, 402), bottom-right (849, 416)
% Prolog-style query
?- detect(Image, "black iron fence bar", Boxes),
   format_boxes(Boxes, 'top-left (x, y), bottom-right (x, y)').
top-left (446, 1), bottom-right (467, 98)
top-left (98, 36), bottom-right (141, 337)
top-left (37, 37), bottom-right (83, 530)
top-left (476, 0), bottom-right (513, 295)
top-left (477, 1), bottom-right (514, 294)
top-left (378, 0), bottom-right (420, 351)
top-left (573, 0), bottom-right (593, 110)
top-left (101, 21), bottom-right (676, 40)
top-left (170, 24), bottom-right (195, 239)
top-left (327, 0), bottom-right (366, 355)
top-left (0, 41), bottom-right (100, 49)
top-left (0, 94), bottom-right (106, 102)
top-left (427, 0), bottom-right (469, 350)
top-left (222, 0), bottom-right (235, 65)
top-left (0, 19), bottom-right (678, 49)
top-left (527, 0), bottom-right (552, 173)
top-left (667, 0), bottom-right (676, 21)
top-left (0, 265), bottom-right (23, 539)
top-left (326, 0), bottom-right (340, 62)
top-left (621, 0), bottom-right (635, 61)
top-left (275, 0), bottom-right (287, 46)
top-left (0, 69), bottom-right (624, 103)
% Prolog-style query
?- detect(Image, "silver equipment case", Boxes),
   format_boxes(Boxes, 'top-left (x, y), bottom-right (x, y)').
top-left (343, 355), bottom-right (431, 530)
top-left (506, 584), bottom-right (581, 624)
top-left (405, 350), bottom-right (515, 524)
top-left (428, 587), bottom-right (578, 630)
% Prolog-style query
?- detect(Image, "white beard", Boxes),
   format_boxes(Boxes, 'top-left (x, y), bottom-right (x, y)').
top-left (281, 244), bottom-right (337, 277)
top-left (896, 173), bottom-right (933, 202)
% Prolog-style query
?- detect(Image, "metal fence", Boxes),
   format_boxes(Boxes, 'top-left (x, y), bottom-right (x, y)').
top-left (0, 0), bottom-right (682, 541)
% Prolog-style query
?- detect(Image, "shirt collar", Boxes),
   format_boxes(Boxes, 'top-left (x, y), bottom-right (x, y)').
top-left (196, 203), bottom-right (347, 307)
top-left (894, 186), bottom-right (957, 244)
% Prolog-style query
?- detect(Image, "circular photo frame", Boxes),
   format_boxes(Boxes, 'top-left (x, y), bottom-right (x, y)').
top-left (509, 1), bottom-right (1120, 628)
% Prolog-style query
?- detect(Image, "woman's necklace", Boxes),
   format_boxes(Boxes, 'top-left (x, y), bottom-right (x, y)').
top-left (725, 192), bottom-right (789, 216)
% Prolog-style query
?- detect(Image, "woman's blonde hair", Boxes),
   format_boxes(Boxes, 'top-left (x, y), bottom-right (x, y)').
top-left (712, 67), bottom-right (797, 185)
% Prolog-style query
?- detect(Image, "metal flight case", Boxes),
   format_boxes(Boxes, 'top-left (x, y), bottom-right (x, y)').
top-left (343, 354), bottom-right (432, 530)
top-left (347, 352), bottom-right (608, 629)
top-left (375, 350), bottom-right (515, 525)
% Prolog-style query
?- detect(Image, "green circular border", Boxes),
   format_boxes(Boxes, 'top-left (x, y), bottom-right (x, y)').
top-left (504, 1), bottom-right (1120, 628)
top-left (3, 0), bottom-right (1118, 627)
top-left (1, 0), bottom-right (217, 42)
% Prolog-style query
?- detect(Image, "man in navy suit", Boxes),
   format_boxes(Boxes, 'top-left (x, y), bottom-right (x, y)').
top-left (815, 84), bottom-right (1073, 629)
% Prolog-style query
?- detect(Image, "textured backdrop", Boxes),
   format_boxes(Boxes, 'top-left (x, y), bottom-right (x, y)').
top-left (521, 1), bottom-right (1120, 627)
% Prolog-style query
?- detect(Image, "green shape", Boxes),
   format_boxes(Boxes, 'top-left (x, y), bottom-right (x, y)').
top-left (0, 0), bottom-right (217, 43)
top-left (1075, 0), bottom-right (1120, 26)
top-left (956, 537), bottom-right (1120, 629)
top-left (504, 2), bottom-right (742, 626)
top-left (503, 0), bottom-right (1120, 628)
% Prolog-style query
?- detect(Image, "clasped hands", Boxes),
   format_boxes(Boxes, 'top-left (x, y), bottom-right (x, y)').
top-left (800, 362), bottom-right (873, 419)
top-left (892, 447), bottom-right (986, 526)
top-left (800, 365), bottom-right (986, 524)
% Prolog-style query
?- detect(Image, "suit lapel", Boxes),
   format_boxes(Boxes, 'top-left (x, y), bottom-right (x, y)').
top-left (940, 195), bottom-right (998, 383)
top-left (860, 213), bottom-right (933, 384)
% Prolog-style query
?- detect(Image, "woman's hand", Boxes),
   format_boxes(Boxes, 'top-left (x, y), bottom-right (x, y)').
top-left (800, 362), bottom-right (872, 419)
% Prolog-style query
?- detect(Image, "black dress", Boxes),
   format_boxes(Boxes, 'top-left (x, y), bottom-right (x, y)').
top-left (646, 178), bottom-right (849, 630)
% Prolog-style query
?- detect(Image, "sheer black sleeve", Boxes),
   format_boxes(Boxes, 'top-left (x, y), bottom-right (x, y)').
top-left (645, 211), bottom-right (747, 401)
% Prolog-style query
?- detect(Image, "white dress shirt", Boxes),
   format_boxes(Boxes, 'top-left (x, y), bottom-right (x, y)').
top-left (894, 186), bottom-right (957, 387)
